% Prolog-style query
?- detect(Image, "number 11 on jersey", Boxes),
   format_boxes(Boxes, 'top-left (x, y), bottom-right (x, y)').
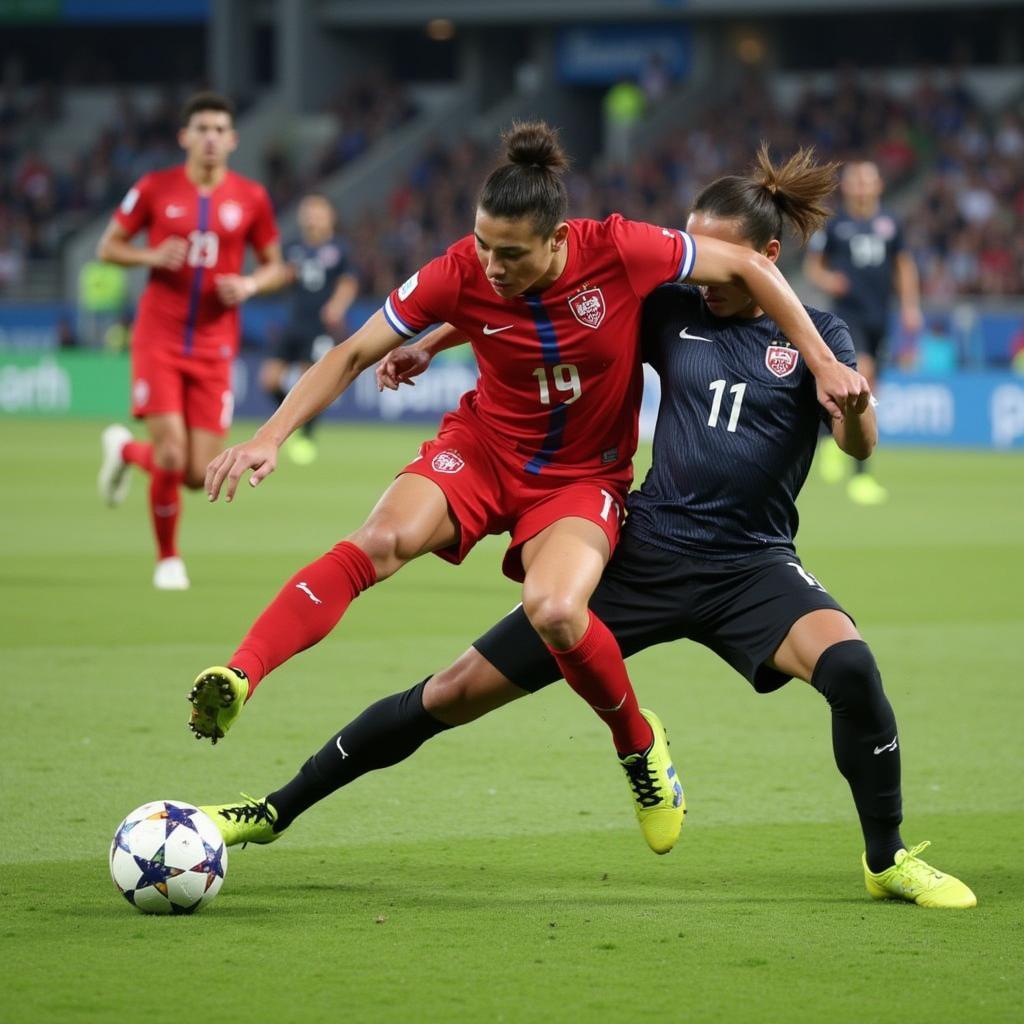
top-left (707, 379), bottom-right (746, 432)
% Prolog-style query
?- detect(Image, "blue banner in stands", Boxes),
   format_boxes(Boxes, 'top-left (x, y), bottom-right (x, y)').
top-left (556, 23), bottom-right (692, 85)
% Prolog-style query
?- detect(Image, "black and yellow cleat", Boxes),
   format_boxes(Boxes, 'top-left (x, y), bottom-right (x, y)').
top-left (200, 794), bottom-right (282, 848)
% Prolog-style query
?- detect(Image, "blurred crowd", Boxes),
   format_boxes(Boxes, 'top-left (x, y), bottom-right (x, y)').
top-left (1, 67), bottom-right (1021, 302)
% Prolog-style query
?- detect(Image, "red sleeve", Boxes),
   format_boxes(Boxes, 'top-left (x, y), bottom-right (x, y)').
top-left (609, 214), bottom-right (697, 299)
top-left (248, 186), bottom-right (279, 252)
top-left (383, 253), bottom-right (462, 338)
top-left (112, 175), bottom-right (153, 237)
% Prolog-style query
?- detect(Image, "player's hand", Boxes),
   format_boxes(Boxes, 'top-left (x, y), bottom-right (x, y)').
top-left (901, 305), bottom-right (924, 336)
top-left (205, 436), bottom-right (279, 503)
top-left (320, 300), bottom-right (346, 332)
top-left (814, 361), bottom-right (872, 421)
top-left (376, 346), bottom-right (431, 391)
top-left (824, 271), bottom-right (851, 298)
top-left (149, 236), bottom-right (188, 271)
top-left (215, 274), bottom-right (257, 307)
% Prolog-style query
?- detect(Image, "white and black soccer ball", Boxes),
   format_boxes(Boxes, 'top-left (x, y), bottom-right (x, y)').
top-left (109, 800), bottom-right (228, 915)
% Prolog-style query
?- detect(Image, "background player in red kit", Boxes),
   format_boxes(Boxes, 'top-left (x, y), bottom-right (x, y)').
top-left (192, 123), bottom-right (868, 853)
top-left (95, 91), bottom-right (289, 590)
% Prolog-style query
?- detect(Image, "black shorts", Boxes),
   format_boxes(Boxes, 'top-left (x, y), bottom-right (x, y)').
top-left (839, 315), bottom-right (887, 363)
top-left (473, 531), bottom-right (852, 695)
top-left (271, 329), bottom-right (334, 365)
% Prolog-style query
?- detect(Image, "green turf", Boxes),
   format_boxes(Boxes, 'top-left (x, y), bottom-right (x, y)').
top-left (1, 418), bottom-right (1021, 1023)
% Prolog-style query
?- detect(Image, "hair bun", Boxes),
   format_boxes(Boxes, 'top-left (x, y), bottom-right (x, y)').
top-left (503, 121), bottom-right (569, 174)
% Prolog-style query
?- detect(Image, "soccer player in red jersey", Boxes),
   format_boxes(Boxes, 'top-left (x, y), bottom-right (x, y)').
top-left (95, 92), bottom-right (290, 590)
top-left (192, 123), bottom-right (868, 852)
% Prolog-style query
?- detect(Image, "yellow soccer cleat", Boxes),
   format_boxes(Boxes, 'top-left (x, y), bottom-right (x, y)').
top-left (863, 842), bottom-right (976, 908)
top-left (188, 666), bottom-right (248, 744)
top-left (200, 794), bottom-right (283, 848)
top-left (619, 708), bottom-right (686, 855)
top-left (847, 473), bottom-right (889, 506)
top-left (817, 437), bottom-right (847, 485)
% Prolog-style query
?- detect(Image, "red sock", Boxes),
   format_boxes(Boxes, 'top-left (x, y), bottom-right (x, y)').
top-left (231, 540), bottom-right (378, 699)
top-left (548, 611), bottom-right (654, 756)
top-left (150, 467), bottom-right (184, 560)
top-left (122, 440), bottom-right (154, 473)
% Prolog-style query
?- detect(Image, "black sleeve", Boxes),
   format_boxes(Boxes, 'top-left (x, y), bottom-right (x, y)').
top-left (640, 285), bottom-right (678, 368)
top-left (472, 605), bottom-right (562, 694)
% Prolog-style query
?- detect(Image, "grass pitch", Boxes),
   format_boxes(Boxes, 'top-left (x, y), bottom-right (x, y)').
top-left (2, 417), bottom-right (1021, 1024)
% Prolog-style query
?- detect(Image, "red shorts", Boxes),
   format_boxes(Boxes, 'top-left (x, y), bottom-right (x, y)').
top-left (131, 344), bottom-right (234, 435)
top-left (400, 410), bottom-right (627, 582)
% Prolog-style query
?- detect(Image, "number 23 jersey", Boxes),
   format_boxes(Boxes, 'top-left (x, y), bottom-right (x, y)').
top-left (384, 215), bottom-right (696, 486)
top-left (629, 284), bottom-right (857, 557)
top-left (115, 166), bottom-right (279, 358)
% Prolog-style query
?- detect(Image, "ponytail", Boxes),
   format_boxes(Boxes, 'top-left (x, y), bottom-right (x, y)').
top-left (693, 144), bottom-right (839, 248)
top-left (478, 121), bottom-right (570, 238)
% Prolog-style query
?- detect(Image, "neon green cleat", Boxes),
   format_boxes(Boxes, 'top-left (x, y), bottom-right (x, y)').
top-left (200, 794), bottom-right (282, 848)
top-left (847, 473), bottom-right (889, 506)
top-left (188, 666), bottom-right (248, 744)
top-left (619, 708), bottom-right (686, 855)
top-left (863, 842), bottom-right (976, 908)
top-left (817, 437), bottom-right (847, 485)
top-left (286, 434), bottom-right (318, 466)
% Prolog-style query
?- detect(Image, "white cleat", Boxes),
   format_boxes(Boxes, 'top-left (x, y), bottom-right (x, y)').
top-left (98, 424), bottom-right (134, 507)
top-left (153, 557), bottom-right (190, 591)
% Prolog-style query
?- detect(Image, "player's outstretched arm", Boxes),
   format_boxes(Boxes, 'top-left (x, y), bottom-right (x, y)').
top-left (206, 309), bottom-right (405, 502)
top-left (690, 237), bottom-right (870, 420)
top-left (376, 323), bottom-right (468, 391)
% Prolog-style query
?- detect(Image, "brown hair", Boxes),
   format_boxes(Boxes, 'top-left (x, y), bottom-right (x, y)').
top-left (180, 90), bottom-right (235, 127)
top-left (692, 144), bottom-right (838, 248)
top-left (478, 121), bottom-right (570, 238)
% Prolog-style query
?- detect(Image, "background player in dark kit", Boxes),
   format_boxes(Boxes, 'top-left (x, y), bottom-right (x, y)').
top-left (260, 193), bottom-right (358, 466)
top-left (202, 146), bottom-right (973, 908)
top-left (804, 159), bottom-right (923, 505)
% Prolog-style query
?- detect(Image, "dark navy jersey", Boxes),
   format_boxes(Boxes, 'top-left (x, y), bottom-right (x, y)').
top-left (809, 208), bottom-right (904, 329)
top-left (284, 236), bottom-right (351, 334)
top-left (627, 284), bottom-right (856, 559)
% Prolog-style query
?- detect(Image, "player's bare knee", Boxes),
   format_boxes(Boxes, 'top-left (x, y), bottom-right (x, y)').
top-left (153, 442), bottom-right (186, 473)
top-left (422, 664), bottom-right (475, 719)
top-left (522, 593), bottom-right (585, 649)
top-left (346, 521), bottom-right (403, 578)
top-left (182, 470), bottom-right (206, 491)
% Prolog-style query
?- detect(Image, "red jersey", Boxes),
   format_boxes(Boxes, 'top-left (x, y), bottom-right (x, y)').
top-left (384, 215), bottom-right (696, 483)
top-left (115, 166), bottom-right (278, 359)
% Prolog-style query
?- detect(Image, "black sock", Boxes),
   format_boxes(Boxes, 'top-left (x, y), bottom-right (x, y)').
top-left (267, 679), bottom-right (450, 831)
top-left (810, 640), bottom-right (904, 872)
top-left (301, 416), bottom-right (317, 439)
top-left (269, 386), bottom-right (287, 407)
top-left (853, 457), bottom-right (868, 475)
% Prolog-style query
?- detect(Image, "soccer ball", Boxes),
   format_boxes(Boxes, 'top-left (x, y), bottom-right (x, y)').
top-left (109, 800), bottom-right (228, 914)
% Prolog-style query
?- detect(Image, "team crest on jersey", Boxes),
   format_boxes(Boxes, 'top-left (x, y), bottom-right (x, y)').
top-left (568, 287), bottom-right (605, 329)
top-left (431, 450), bottom-right (464, 474)
top-left (218, 200), bottom-right (243, 231)
top-left (873, 215), bottom-right (896, 240)
top-left (765, 344), bottom-right (799, 378)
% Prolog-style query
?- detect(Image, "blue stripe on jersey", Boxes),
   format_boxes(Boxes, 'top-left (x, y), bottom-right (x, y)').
top-left (674, 230), bottom-right (696, 282)
top-left (523, 293), bottom-right (565, 475)
top-left (183, 196), bottom-right (209, 355)
top-left (383, 295), bottom-right (416, 338)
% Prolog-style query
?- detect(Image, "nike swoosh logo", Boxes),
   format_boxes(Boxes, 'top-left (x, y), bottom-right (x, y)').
top-left (482, 324), bottom-right (514, 335)
top-left (679, 327), bottom-right (714, 343)
top-left (873, 736), bottom-right (899, 755)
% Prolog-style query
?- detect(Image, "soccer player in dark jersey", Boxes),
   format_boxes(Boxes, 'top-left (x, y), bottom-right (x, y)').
top-left (260, 193), bottom-right (358, 466)
top-left (190, 123), bottom-right (867, 855)
top-left (95, 92), bottom-right (289, 590)
top-left (200, 146), bottom-right (973, 908)
top-left (804, 159), bottom-right (923, 505)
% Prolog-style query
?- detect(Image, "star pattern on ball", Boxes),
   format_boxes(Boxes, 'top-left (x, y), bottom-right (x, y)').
top-left (152, 802), bottom-right (202, 839)
top-left (114, 819), bottom-right (138, 854)
top-left (132, 843), bottom-right (184, 898)
top-left (192, 839), bottom-right (227, 892)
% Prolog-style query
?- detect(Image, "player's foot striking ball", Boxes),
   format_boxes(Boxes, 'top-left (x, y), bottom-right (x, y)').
top-left (862, 842), bottom-right (976, 908)
top-left (200, 794), bottom-right (282, 847)
top-left (619, 709), bottom-right (685, 854)
top-left (188, 666), bottom-right (248, 743)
